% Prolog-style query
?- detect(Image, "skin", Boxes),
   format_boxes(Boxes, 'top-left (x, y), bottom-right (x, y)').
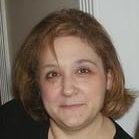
top-left (39, 36), bottom-right (114, 139)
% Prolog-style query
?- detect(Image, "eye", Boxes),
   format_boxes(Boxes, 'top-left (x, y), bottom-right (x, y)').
top-left (77, 67), bottom-right (91, 74)
top-left (45, 71), bottom-right (61, 79)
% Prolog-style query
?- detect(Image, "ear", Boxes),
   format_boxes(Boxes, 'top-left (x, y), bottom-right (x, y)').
top-left (106, 69), bottom-right (113, 90)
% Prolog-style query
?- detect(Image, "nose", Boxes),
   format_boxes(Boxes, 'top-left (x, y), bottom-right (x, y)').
top-left (62, 74), bottom-right (77, 96)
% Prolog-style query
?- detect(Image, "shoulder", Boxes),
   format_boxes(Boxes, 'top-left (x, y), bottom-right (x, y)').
top-left (0, 99), bottom-right (23, 116)
top-left (0, 99), bottom-right (48, 139)
top-left (0, 99), bottom-right (30, 127)
top-left (112, 120), bottom-right (133, 139)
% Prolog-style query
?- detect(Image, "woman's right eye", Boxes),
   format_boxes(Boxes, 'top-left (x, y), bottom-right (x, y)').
top-left (45, 71), bottom-right (60, 80)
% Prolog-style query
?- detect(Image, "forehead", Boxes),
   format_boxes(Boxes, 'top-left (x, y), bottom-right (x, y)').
top-left (39, 36), bottom-right (102, 67)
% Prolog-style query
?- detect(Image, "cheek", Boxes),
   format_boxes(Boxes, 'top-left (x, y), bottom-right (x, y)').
top-left (40, 82), bottom-right (60, 105)
top-left (80, 75), bottom-right (107, 101)
top-left (82, 81), bottom-right (106, 113)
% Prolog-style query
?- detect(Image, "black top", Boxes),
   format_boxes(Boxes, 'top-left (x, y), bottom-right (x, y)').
top-left (113, 120), bottom-right (133, 139)
top-left (0, 99), bottom-right (133, 139)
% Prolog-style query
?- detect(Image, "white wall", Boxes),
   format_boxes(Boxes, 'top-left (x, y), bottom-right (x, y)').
top-left (93, 0), bottom-right (139, 137)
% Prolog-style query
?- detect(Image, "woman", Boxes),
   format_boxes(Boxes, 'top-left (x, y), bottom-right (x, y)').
top-left (0, 9), bottom-right (134, 139)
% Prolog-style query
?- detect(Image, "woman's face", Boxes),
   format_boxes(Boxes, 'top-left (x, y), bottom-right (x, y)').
top-left (39, 36), bottom-right (112, 131)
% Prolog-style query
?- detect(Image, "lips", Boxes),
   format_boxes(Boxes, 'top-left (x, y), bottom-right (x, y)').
top-left (60, 103), bottom-right (84, 110)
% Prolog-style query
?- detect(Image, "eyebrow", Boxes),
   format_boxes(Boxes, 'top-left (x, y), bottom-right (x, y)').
top-left (75, 59), bottom-right (97, 66)
top-left (40, 64), bottom-right (57, 70)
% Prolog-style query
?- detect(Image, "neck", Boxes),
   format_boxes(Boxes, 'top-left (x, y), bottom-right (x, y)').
top-left (48, 114), bottom-right (115, 139)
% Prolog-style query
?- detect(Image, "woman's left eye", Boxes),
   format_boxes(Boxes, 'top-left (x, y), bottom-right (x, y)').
top-left (77, 68), bottom-right (91, 74)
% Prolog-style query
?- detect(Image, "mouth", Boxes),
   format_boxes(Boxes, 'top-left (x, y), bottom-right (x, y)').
top-left (60, 103), bottom-right (84, 110)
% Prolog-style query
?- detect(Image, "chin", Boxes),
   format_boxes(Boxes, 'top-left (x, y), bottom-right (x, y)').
top-left (55, 115), bottom-right (93, 131)
top-left (61, 122), bottom-right (87, 131)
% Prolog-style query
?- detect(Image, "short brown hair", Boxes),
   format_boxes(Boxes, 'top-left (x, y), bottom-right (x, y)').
top-left (13, 9), bottom-right (134, 121)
